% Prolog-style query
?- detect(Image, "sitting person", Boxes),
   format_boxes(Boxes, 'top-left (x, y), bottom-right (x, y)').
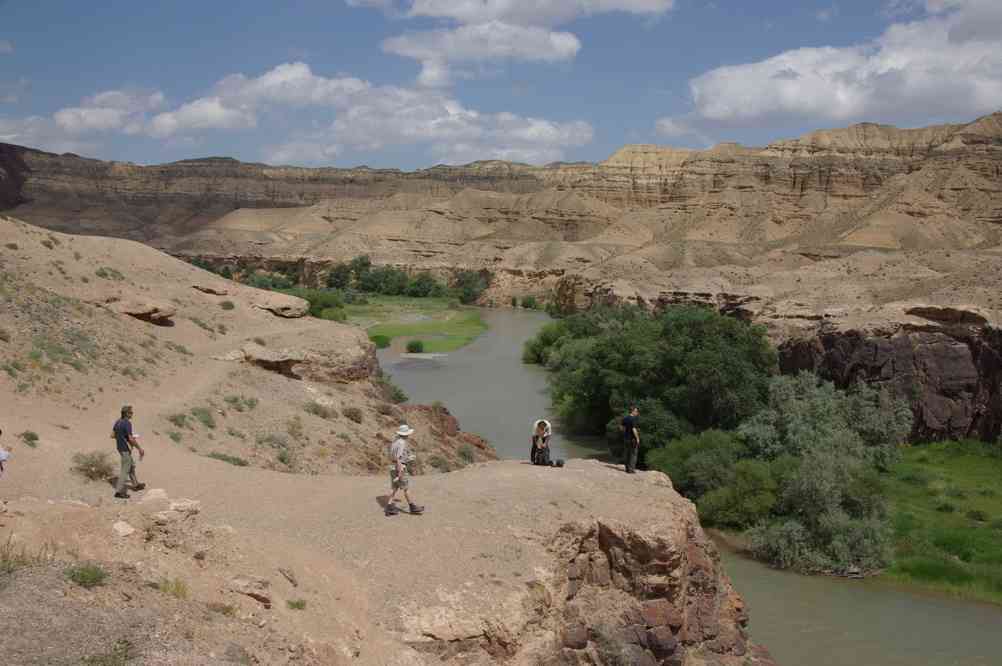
top-left (530, 419), bottom-right (552, 466)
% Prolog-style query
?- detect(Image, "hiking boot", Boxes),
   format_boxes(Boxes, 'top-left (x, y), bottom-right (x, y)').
top-left (114, 492), bottom-right (130, 499)
top-left (385, 503), bottom-right (400, 516)
top-left (132, 483), bottom-right (146, 491)
top-left (408, 503), bottom-right (425, 515)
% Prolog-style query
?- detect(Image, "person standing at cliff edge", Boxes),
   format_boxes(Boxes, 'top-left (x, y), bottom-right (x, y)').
top-left (385, 424), bottom-right (424, 516)
top-left (113, 405), bottom-right (145, 499)
top-left (621, 406), bottom-right (641, 474)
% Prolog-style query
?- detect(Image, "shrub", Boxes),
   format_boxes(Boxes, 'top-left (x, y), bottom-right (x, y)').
top-left (4, 242), bottom-right (17, 250)
top-left (646, 430), bottom-right (746, 498)
top-left (405, 271), bottom-right (447, 298)
top-left (167, 413), bottom-right (189, 429)
top-left (305, 401), bottom-right (337, 420)
top-left (190, 407), bottom-right (216, 429)
top-left (82, 639), bottom-right (135, 666)
top-left (936, 502), bottom-right (957, 513)
top-left (66, 563), bottom-right (108, 588)
top-left (967, 509), bottom-right (989, 522)
top-left (511, 296), bottom-right (518, 307)
top-left (458, 444), bottom-right (476, 464)
top-left (157, 577), bottom-right (189, 599)
top-left (253, 337), bottom-right (267, 346)
top-left (452, 269), bottom-right (491, 305)
top-left (327, 263), bottom-right (353, 290)
top-left (370, 334), bottom-right (391, 349)
top-left (19, 431), bottom-right (39, 448)
top-left (1, 537), bottom-right (54, 575)
top-left (226, 427), bottom-right (246, 440)
top-left (406, 340), bottom-right (425, 353)
top-left (220, 300), bottom-right (235, 310)
top-left (376, 403), bottom-right (397, 416)
top-left (287, 598), bottom-right (307, 610)
top-left (276, 448), bottom-right (293, 466)
top-left (429, 455), bottom-right (451, 472)
top-left (376, 376), bottom-right (408, 404)
top-left (95, 267), bottom-right (125, 281)
top-left (207, 602), bottom-right (237, 616)
top-left (343, 406), bottom-right (364, 424)
top-left (697, 459), bottom-right (777, 529)
top-left (71, 451), bottom-right (115, 482)
top-left (167, 431), bottom-right (182, 443)
top-left (521, 295), bottom-right (538, 309)
top-left (208, 452), bottom-right (249, 467)
top-left (320, 307), bottom-right (347, 321)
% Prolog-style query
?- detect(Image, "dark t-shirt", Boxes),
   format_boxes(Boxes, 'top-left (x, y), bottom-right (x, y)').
top-left (622, 415), bottom-right (639, 443)
top-left (113, 418), bottom-right (133, 454)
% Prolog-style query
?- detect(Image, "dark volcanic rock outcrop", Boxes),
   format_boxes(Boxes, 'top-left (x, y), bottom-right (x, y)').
top-left (780, 323), bottom-right (1002, 442)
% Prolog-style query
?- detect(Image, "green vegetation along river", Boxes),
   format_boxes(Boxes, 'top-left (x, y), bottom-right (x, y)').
top-left (378, 307), bottom-right (1002, 666)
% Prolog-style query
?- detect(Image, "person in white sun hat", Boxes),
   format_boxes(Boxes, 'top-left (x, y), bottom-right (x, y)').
top-left (385, 424), bottom-right (424, 516)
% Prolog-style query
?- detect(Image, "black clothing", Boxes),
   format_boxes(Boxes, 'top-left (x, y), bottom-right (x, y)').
top-left (531, 434), bottom-right (551, 466)
top-left (113, 418), bottom-right (133, 453)
top-left (622, 414), bottom-right (639, 473)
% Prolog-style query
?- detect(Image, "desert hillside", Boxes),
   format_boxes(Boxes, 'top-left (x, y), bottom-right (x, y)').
top-left (0, 215), bottom-right (773, 665)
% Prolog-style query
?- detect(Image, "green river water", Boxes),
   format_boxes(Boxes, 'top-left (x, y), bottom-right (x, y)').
top-left (378, 307), bottom-right (1002, 666)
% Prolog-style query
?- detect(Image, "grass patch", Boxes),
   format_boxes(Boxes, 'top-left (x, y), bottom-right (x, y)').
top-left (19, 431), bottom-right (39, 448)
top-left (207, 452), bottom-right (249, 467)
top-left (287, 598), bottom-right (307, 610)
top-left (226, 427), bottom-right (246, 440)
top-left (66, 563), bottom-right (108, 588)
top-left (82, 639), bottom-right (135, 666)
top-left (342, 406), bottom-right (363, 424)
top-left (156, 577), bottom-right (189, 599)
top-left (167, 413), bottom-right (189, 429)
top-left (1, 537), bottom-right (55, 576)
top-left (305, 400), bottom-right (338, 420)
top-left (165, 341), bottom-right (192, 356)
top-left (94, 267), bottom-right (125, 281)
top-left (224, 395), bottom-right (257, 412)
top-left (71, 451), bottom-right (115, 482)
top-left (189, 317), bottom-right (215, 334)
top-left (190, 406), bottom-right (216, 429)
top-left (220, 300), bottom-right (236, 310)
top-left (167, 430), bottom-right (182, 443)
top-left (253, 337), bottom-right (267, 346)
top-left (458, 444), bottom-right (475, 464)
top-left (344, 296), bottom-right (486, 353)
top-left (885, 440), bottom-right (1002, 604)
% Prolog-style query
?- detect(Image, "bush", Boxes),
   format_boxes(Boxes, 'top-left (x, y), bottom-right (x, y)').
top-left (190, 406), bottom-right (216, 429)
top-left (376, 376), bottom-right (408, 404)
top-left (71, 451), bottom-right (115, 482)
top-left (167, 413), bottom-right (189, 428)
top-left (521, 295), bottom-right (538, 309)
top-left (66, 563), bottom-right (108, 588)
top-left (207, 602), bottom-right (237, 616)
top-left (220, 300), bottom-right (235, 310)
top-left (453, 270), bottom-right (491, 305)
top-left (320, 307), bottom-right (347, 322)
top-left (370, 334), bottom-right (391, 349)
top-left (281, 288), bottom-right (344, 318)
top-left (406, 340), bottom-right (425, 353)
top-left (167, 431), bottom-right (182, 443)
top-left (287, 599), bottom-right (307, 610)
top-left (458, 444), bottom-right (476, 464)
top-left (157, 577), bottom-right (189, 599)
top-left (697, 459), bottom-right (777, 529)
top-left (327, 263), bottom-right (353, 289)
top-left (82, 639), bottom-right (135, 666)
top-left (511, 296), bottom-right (518, 307)
top-left (967, 509), bottom-right (989, 522)
top-left (343, 406), bottom-right (364, 424)
top-left (305, 401), bottom-right (338, 420)
top-left (405, 271), bottom-right (447, 297)
top-left (646, 430), bottom-right (745, 498)
top-left (19, 431), bottom-right (39, 448)
top-left (429, 455), bottom-right (451, 472)
top-left (208, 452), bottom-right (249, 467)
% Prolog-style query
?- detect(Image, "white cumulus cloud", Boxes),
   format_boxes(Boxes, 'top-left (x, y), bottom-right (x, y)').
top-left (53, 90), bottom-right (165, 134)
top-left (667, 0), bottom-right (1002, 130)
top-left (349, 0), bottom-right (675, 86)
top-left (383, 22), bottom-right (581, 87)
top-left (149, 97), bottom-right (256, 138)
top-left (265, 139), bottom-right (339, 165)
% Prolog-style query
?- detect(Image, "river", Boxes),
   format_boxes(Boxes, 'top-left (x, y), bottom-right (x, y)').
top-left (378, 307), bottom-right (1002, 666)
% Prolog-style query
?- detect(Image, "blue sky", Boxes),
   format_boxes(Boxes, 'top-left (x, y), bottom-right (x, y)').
top-left (1, 0), bottom-right (1000, 169)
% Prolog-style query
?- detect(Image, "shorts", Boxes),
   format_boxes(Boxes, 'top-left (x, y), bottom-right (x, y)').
top-left (390, 465), bottom-right (410, 490)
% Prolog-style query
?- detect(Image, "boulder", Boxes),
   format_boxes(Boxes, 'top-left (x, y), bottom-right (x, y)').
top-left (192, 284), bottom-right (229, 296)
top-left (241, 343), bottom-right (306, 378)
top-left (103, 298), bottom-right (176, 325)
top-left (112, 521), bottom-right (136, 537)
top-left (229, 575), bottom-right (272, 608)
top-left (252, 292), bottom-right (308, 318)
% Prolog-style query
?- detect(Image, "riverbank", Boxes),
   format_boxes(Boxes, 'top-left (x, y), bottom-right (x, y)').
top-left (344, 296), bottom-right (487, 352)
top-left (885, 440), bottom-right (1002, 605)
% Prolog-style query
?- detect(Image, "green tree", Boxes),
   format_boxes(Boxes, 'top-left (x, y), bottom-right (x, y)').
top-left (327, 263), bottom-right (352, 290)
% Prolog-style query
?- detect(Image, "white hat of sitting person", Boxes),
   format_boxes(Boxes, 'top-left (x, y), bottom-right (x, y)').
top-left (533, 419), bottom-right (552, 435)
top-left (0, 448), bottom-right (9, 463)
top-left (396, 424), bottom-right (415, 437)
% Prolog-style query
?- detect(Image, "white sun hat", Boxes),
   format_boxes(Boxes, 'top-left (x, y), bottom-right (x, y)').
top-left (396, 424), bottom-right (415, 437)
top-left (0, 448), bottom-right (9, 462)
top-left (533, 419), bottom-right (552, 434)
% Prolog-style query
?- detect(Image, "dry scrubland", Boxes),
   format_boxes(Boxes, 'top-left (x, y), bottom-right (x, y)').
top-left (0, 216), bottom-right (773, 665)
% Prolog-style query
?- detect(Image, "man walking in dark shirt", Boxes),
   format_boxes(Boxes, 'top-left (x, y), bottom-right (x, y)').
top-left (621, 406), bottom-right (640, 474)
top-left (113, 405), bottom-right (145, 499)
